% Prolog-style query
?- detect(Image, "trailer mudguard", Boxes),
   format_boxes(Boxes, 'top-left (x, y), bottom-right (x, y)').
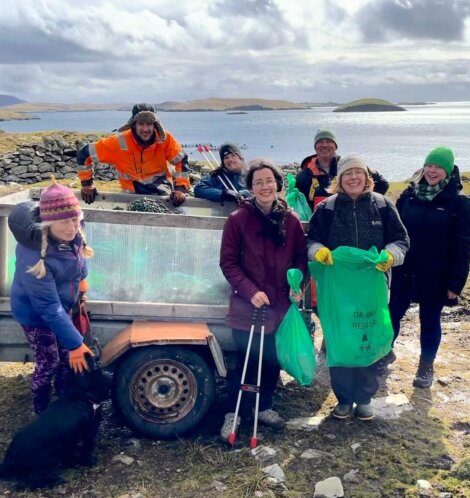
top-left (100, 321), bottom-right (227, 376)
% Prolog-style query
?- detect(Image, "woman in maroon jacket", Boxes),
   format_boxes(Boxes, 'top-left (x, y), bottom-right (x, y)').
top-left (219, 158), bottom-right (307, 442)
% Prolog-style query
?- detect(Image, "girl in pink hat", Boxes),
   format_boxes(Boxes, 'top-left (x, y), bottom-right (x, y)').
top-left (9, 178), bottom-right (94, 414)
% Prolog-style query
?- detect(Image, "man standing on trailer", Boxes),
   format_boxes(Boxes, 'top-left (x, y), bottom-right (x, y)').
top-left (77, 104), bottom-right (190, 207)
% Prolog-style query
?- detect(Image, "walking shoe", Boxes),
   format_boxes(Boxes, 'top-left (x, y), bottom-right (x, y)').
top-left (376, 350), bottom-right (396, 375)
top-left (220, 413), bottom-right (241, 443)
top-left (413, 358), bottom-right (434, 388)
top-left (255, 409), bottom-right (285, 429)
top-left (332, 404), bottom-right (352, 419)
top-left (355, 403), bottom-right (374, 421)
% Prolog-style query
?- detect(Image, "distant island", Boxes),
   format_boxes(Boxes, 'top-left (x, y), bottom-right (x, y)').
top-left (334, 98), bottom-right (406, 112)
top-left (156, 97), bottom-right (309, 112)
top-left (0, 97), bottom-right (310, 121)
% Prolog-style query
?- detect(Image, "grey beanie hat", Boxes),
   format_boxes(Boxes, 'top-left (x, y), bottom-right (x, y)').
top-left (219, 142), bottom-right (243, 162)
top-left (337, 153), bottom-right (368, 177)
top-left (314, 128), bottom-right (338, 147)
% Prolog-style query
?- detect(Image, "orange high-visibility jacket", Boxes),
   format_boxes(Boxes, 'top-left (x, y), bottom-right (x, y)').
top-left (78, 130), bottom-right (190, 192)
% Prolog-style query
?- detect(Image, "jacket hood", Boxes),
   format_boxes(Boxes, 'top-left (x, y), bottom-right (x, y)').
top-left (8, 201), bottom-right (42, 250)
top-left (300, 154), bottom-right (340, 172)
top-left (446, 165), bottom-right (463, 195)
top-left (8, 200), bottom-right (84, 251)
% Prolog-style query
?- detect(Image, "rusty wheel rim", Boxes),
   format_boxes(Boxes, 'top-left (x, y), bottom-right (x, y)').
top-left (130, 359), bottom-right (197, 424)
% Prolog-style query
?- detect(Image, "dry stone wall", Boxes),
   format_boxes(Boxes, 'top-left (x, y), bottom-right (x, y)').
top-left (0, 136), bottom-right (117, 185)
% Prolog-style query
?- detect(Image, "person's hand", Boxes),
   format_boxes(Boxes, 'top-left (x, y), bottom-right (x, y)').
top-left (222, 189), bottom-right (241, 202)
top-left (170, 190), bottom-right (186, 207)
top-left (314, 247), bottom-right (333, 265)
top-left (238, 189), bottom-right (251, 198)
top-left (69, 343), bottom-right (94, 373)
top-left (289, 289), bottom-right (303, 303)
top-left (376, 251), bottom-right (394, 272)
top-left (250, 291), bottom-right (270, 308)
top-left (81, 185), bottom-right (97, 204)
top-left (447, 290), bottom-right (458, 300)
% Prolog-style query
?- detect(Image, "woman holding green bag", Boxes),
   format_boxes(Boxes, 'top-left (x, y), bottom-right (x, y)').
top-left (307, 153), bottom-right (409, 420)
top-left (219, 158), bottom-right (307, 442)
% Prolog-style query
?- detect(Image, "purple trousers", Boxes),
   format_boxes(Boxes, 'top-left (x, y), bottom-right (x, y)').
top-left (22, 325), bottom-right (70, 414)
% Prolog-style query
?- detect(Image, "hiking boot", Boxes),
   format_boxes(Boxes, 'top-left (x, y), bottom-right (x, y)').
top-left (355, 403), bottom-right (374, 421)
top-left (220, 413), bottom-right (241, 443)
top-left (255, 409), bottom-right (285, 429)
top-left (332, 403), bottom-right (352, 419)
top-left (376, 350), bottom-right (396, 375)
top-left (413, 358), bottom-right (434, 388)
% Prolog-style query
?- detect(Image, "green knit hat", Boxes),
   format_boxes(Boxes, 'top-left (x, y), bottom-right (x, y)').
top-left (424, 146), bottom-right (454, 177)
top-left (314, 128), bottom-right (338, 148)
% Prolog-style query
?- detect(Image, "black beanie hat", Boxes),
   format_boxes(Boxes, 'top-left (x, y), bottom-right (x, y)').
top-left (219, 142), bottom-right (243, 163)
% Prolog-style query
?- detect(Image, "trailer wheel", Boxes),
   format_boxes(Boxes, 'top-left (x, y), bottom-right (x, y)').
top-left (113, 346), bottom-right (215, 439)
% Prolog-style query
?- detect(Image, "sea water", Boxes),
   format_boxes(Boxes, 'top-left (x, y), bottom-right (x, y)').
top-left (1, 102), bottom-right (469, 181)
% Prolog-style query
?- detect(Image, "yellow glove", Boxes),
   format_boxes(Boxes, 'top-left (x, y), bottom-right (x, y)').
top-left (69, 343), bottom-right (94, 373)
top-left (376, 250), bottom-right (394, 272)
top-left (314, 247), bottom-right (333, 266)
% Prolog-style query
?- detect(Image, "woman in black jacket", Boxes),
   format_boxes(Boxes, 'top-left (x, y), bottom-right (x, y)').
top-left (389, 147), bottom-right (470, 388)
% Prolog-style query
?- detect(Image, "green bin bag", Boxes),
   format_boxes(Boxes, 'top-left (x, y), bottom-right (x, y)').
top-left (275, 269), bottom-right (316, 385)
top-left (309, 246), bottom-right (393, 368)
top-left (285, 174), bottom-right (313, 222)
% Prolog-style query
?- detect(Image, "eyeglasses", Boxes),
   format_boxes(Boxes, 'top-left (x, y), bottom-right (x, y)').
top-left (253, 178), bottom-right (276, 188)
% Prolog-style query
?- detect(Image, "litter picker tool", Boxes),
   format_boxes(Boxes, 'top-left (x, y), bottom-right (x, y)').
top-left (228, 305), bottom-right (267, 449)
top-left (204, 144), bottom-right (220, 166)
top-left (197, 145), bottom-right (216, 169)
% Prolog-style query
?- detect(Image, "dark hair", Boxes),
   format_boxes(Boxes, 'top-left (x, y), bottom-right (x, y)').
top-left (245, 158), bottom-right (283, 192)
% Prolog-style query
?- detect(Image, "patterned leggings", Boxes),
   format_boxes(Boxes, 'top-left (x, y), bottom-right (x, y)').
top-left (22, 325), bottom-right (70, 414)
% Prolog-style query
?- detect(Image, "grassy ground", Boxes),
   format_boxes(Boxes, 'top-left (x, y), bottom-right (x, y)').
top-left (0, 130), bottom-right (107, 155)
top-left (0, 135), bottom-right (469, 497)
top-left (0, 307), bottom-right (468, 498)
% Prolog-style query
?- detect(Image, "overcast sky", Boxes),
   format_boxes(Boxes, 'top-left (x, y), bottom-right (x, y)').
top-left (1, 0), bottom-right (469, 103)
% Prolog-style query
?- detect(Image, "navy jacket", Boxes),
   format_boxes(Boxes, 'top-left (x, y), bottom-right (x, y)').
top-left (9, 202), bottom-right (86, 350)
top-left (391, 166), bottom-right (470, 303)
top-left (194, 169), bottom-right (250, 202)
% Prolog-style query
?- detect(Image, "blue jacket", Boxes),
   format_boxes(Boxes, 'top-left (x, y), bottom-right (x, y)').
top-left (194, 169), bottom-right (250, 202)
top-left (9, 202), bottom-right (86, 350)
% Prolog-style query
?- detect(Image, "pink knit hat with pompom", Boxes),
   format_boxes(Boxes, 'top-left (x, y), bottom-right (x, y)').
top-left (39, 177), bottom-right (82, 222)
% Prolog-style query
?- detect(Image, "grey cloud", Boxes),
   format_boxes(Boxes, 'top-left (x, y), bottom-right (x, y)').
top-left (0, 26), bottom-right (109, 64)
top-left (357, 0), bottom-right (470, 42)
top-left (324, 0), bottom-right (347, 23)
top-left (209, 0), bottom-right (282, 20)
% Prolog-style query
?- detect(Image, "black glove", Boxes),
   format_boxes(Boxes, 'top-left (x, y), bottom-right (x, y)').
top-left (81, 185), bottom-right (97, 204)
top-left (222, 189), bottom-right (242, 202)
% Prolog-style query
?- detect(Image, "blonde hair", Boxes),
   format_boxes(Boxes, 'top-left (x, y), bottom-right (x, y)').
top-left (27, 223), bottom-right (94, 279)
top-left (327, 171), bottom-right (375, 195)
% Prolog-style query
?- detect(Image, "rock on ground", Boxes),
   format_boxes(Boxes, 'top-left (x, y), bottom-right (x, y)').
top-left (313, 476), bottom-right (344, 498)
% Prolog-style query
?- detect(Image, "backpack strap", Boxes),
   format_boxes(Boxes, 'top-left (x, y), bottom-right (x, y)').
top-left (324, 194), bottom-right (338, 211)
top-left (371, 191), bottom-right (386, 209)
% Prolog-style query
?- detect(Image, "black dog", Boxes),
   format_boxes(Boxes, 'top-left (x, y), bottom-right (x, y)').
top-left (0, 355), bottom-right (109, 489)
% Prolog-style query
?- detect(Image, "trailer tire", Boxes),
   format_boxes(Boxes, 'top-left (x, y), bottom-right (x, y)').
top-left (113, 346), bottom-right (215, 439)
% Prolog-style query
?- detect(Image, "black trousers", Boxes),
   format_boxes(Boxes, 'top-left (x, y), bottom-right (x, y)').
top-left (389, 294), bottom-right (444, 362)
top-left (329, 364), bottom-right (379, 405)
top-left (228, 328), bottom-right (281, 413)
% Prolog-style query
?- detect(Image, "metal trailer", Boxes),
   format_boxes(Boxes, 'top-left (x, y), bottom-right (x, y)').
top-left (0, 189), bottom-right (239, 439)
